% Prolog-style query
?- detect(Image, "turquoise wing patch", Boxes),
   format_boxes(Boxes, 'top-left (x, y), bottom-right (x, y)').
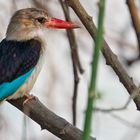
top-left (0, 69), bottom-right (33, 100)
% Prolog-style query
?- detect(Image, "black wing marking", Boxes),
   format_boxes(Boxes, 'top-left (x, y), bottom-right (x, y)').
top-left (0, 39), bottom-right (41, 84)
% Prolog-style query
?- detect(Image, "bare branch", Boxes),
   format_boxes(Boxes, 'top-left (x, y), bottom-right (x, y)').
top-left (111, 113), bottom-right (140, 129)
top-left (126, 0), bottom-right (140, 65)
top-left (60, 0), bottom-right (84, 74)
top-left (94, 99), bottom-right (131, 113)
top-left (59, 0), bottom-right (83, 126)
top-left (94, 89), bottom-right (140, 113)
top-left (66, 0), bottom-right (140, 110)
top-left (127, 0), bottom-right (140, 52)
top-left (8, 97), bottom-right (96, 140)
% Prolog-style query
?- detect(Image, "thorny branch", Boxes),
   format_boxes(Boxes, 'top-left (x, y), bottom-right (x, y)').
top-left (126, 0), bottom-right (140, 65)
top-left (66, 0), bottom-right (140, 110)
top-left (8, 97), bottom-right (96, 140)
top-left (59, 0), bottom-right (84, 126)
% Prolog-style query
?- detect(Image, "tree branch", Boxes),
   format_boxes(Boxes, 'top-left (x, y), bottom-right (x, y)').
top-left (110, 113), bottom-right (140, 129)
top-left (59, 0), bottom-right (83, 126)
top-left (94, 89), bottom-right (140, 113)
top-left (127, 0), bottom-right (140, 51)
top-left (59, 0), bottom-right (84, 74)
top-left (66, 0), bottom-right (140, 110)
top-left (8, 97), bottom-right (96, 140)
top-left (126, 0), bottom-right (140, 65)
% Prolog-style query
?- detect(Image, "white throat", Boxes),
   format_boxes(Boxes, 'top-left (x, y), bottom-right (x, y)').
top-left (6, 28), bottom-right (47, 46)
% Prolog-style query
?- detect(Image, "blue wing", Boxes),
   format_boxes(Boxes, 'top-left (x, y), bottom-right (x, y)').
top-left (0, 39), bottom-right (41, 100)
top-left (0, 69), bottom-right (33, 100)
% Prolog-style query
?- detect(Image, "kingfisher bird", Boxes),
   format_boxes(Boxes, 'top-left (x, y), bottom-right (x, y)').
top-left (0, 8), bottom-right (78, 102)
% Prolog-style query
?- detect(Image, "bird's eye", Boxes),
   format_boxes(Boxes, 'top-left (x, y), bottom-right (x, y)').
top-left (36, 17), bottom-right (46, 24)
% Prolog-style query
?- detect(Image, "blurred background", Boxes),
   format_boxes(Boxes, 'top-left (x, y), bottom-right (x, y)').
top-left (0, 0), bottom-right (140, 140)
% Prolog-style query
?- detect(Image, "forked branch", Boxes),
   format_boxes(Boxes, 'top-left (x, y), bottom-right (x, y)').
top-left (67, 0), bottom-right (140, 110)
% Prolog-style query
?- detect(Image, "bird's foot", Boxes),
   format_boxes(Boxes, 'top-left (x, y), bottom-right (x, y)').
top-left (23, 94), bottom-right (36, 106)
top-left (23, 93), bottom-right (37, 115)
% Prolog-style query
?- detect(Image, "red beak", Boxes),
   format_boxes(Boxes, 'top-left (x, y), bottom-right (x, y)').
top-left (44, 18), bottom-right (80, 29)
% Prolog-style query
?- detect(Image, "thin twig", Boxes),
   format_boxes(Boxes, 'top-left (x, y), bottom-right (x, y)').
top-left (127, 0), bottom-right (140, 51)
top-left (66, 0), bottom-right (140, 110)
top-left (111, 113), bottom-right (140, 129)
top-left (59, 0), bottom-right (84, 126)
top-left (8, 97), bottom-right (96, 140)
top-left (59, 0), bottom-right (84, 74)
top-left (94, 99), bottom-right (131, 113)
top-left (126, 0), bottom-right (140, 65)
top-left (94, 91), bottom-right (140, 130)
top-left (94, 89), bottom-right (140, 113)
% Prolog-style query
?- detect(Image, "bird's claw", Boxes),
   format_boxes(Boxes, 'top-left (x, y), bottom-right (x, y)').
top-left (23, 94), bottom-right (36, 106)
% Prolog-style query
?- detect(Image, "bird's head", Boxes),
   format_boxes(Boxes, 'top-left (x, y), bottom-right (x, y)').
top-left (6, 8), bottom-right (79, 41)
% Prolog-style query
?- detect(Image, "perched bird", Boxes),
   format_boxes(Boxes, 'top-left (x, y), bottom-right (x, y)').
top-left (0, 8), bottom-right (78, 102)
